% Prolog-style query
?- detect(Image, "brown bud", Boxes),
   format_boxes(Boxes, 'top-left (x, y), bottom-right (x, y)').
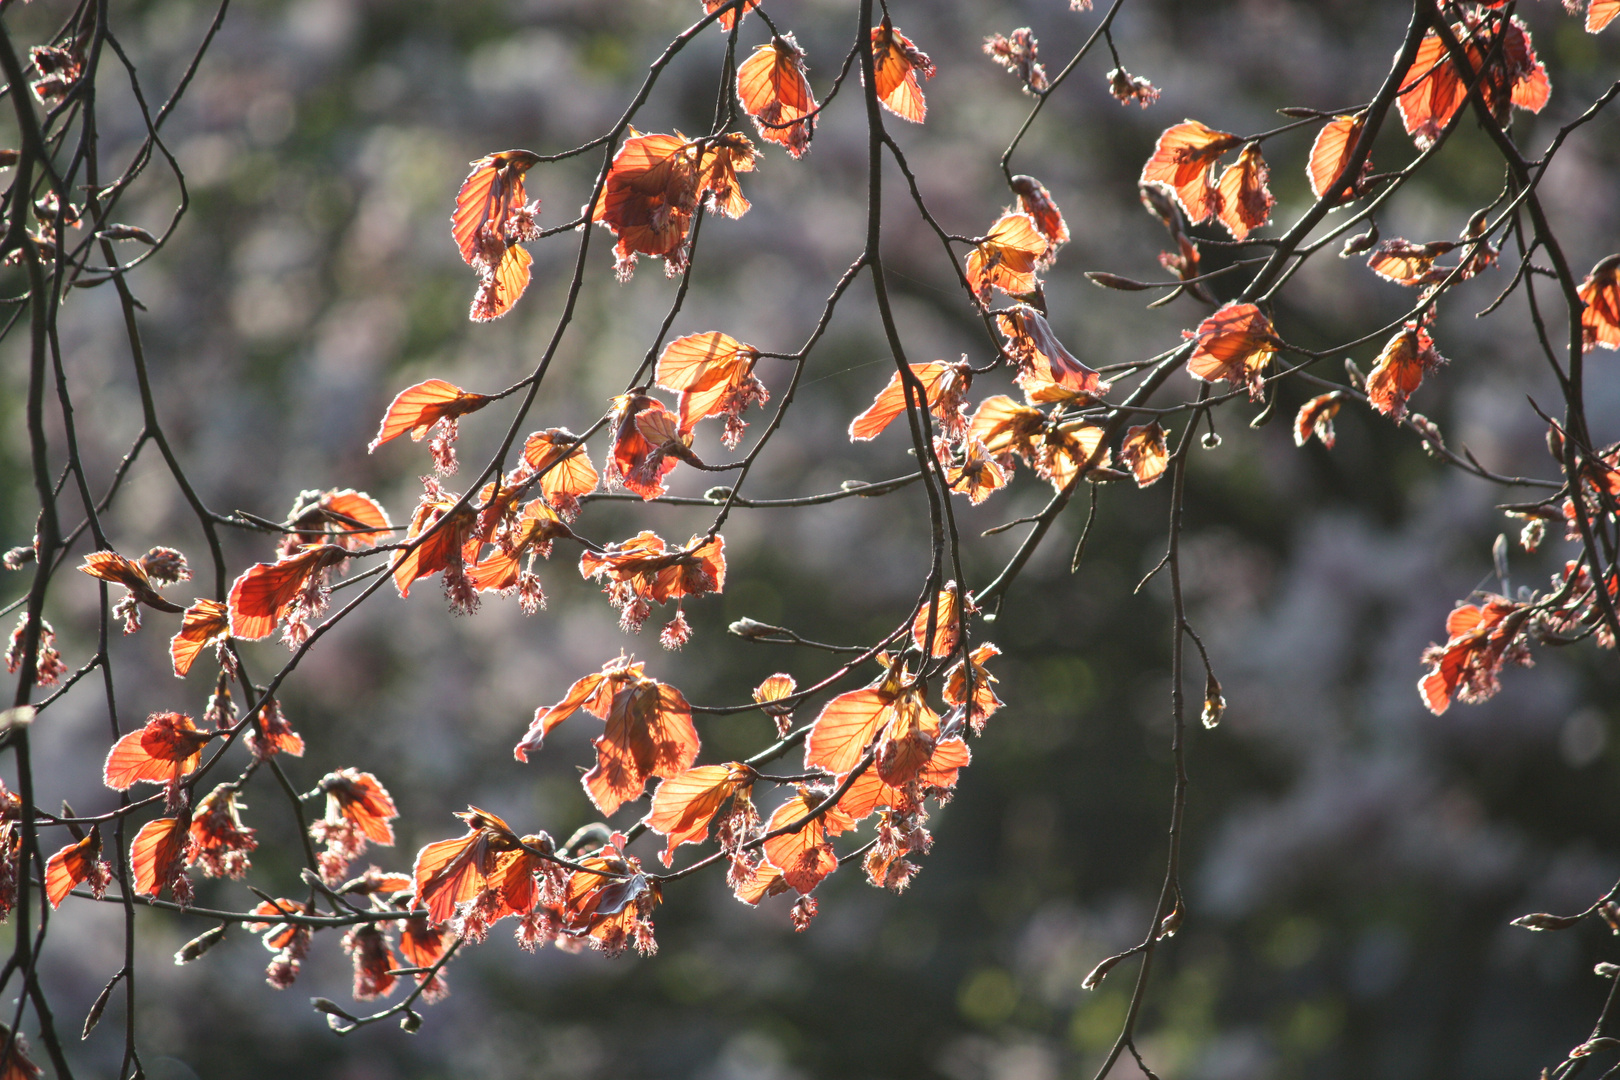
top-left (1510, 911), bottom-right (1583, 931)
top-left (174, 923), bottom-right (229, 964)
top-left (1085, 271), bottom-right (1153, 291)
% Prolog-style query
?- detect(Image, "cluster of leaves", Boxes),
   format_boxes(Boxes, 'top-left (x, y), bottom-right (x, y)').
top-left (2, 0), bottom-right (1619, 1077)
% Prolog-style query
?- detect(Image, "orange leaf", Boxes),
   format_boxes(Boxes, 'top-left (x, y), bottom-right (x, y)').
top-left (1121, 423), bottom-right (1169, 487)
top-left (131, 815), bottom-right (189, 899)
top-left (848, 361), bottom-right (963, 442)
top-left (1367, 324), bottom-right (1445, 421)
top-left (874, 687), bottom-right (940, 786)
top-left (170, 599), bottom-right (228, 677)
top-left (522, 429), bottom-right (600, 512)
top-left (1591, 0), bottom-right (1620, 32)
top-left (228, 544), bottom-right (346, 640)
top-left (655, 331), bottom-right (758, 394)
top-left (871, 17), bottom-right (933, 124)
top-left (1010, 174), bottom-right (1069, 248)
top-left (733, 860), bottom-right (791, 905)
top-left (78, 551), bottom-right (184, 613)
top-left (1579, 255), bottom-right (1620, 352)
top-left (452, 150), bottom-right (540, 267)
top-left (911, 585), bottom-right (964, 659)
top-left (369, 379), bottom-right (493, 452)
top-left (1293, 392), bottom-right (1344, 449)
top-left (1186, 302), bottom-right (1277, 401)
top-left (514, 665), bottom-right (618, 762)
top-left (946, 439), bottom-right (1009, 505)
top-left (805, 688), bottom-right (893, 776)
top-left (1214, 143), bottom-right (1273, 241)
top-left (702, 0), bottom-right (759, 31)
top-left (738, 36), bottom-right (817, 158)
top-left (969, 395), bottom-right (1045, 465)
top-left (944, 643), bottom-right (1003, 731)
top-left (584, 679), bottom-right (700, 817)
top-left (647, 763), bottom-right (751, 866)
top-left (965, 213), bottom-right (1048, 303)
top-left (1139, 120), bottom-right (1242, 226)
top-left (607, 392), bottom-right (681, 500)
top-left (392, 487), bottom-right (476, 599)
top-left (285, 488), bottom-right (393, 551)
top-left (104, 712), bottom-right (211, 791)
top-left (762, 792), bottom-right (838, 894)
top-left (412, 807), bottom-right (521, 926)
top-left (1307, 115), bottom-right (1369, 202)
top-left (1366, 239), bottom-right (1455, 287)
top-left (1396, 30), bottom-right (1468, 149)
top-left (320, 768), bottom-right (398, 845)
top-left (996, 306), bottom-right (1107, 404)
top-left (44, 828), bottom-right (101, 908)
top-left (1034, 421), bottom-right (1107, 493)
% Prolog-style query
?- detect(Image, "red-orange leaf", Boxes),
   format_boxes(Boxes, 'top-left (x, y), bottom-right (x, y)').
top-left (131, 815), bottom-right (189, 899)
top-left (738, 36), bottom-right (817, 157)
top-left (522, 429), bottom-right (600, 515)
top-left (1214, 143), bottom-right (1273, 241)
top-left (1367, 324), bottom-right (1445, 421)
top-left (1294, 392), bottom-right (1345, 449)
top-left (1366, 239), bottom-right (1456, 287)
top-left (762, 792), bottom-right (839, 894)
top-left (44, 827), bottom-right (102, 908)
top-left (584, 678), bottom-right (700, 817)
top-left (805, 688), bottom-right (893, 776)
top-left (911, 584), bottom-right (965, 659)
top-left (849, 361), bottom-right (970, 442)
top-left (965, 214), bottom-right (1048, 304)
top-left (1121, 423), bottom-right (1169, 488)
top-left (944, 643), bottom-right (1003, 731)
top-left (1307, 115), bottom-right (1369, 202)
top-left (104, 712), bottom-right (212, 791)
top-left (1140, 120), bottom-right (1242, 226)
top-left (1186, 302), bottom-right (1277, 401)
top-left (412, 807), bottom-right (522, 926)
top-left (1010, 174), bottom-right (1069, 249)
top-left (871, 17), bottom-right (933, 124)
top-left (702, 0), bottom-right (759, 31)
top-left (1579, 254), bottom-right (1620, 352)
top-left (969, 395), bottom-right (1045, 466)
top-left (369, 379), bottom-right (493, 452)
top-left (452, 150), bottom-right (540, 266)
top-left (1591, 0), bottom-right (1620, 33)
top-left (655, 331), bottom-right (760, 395)
top-left (228, 544), bottom-right (346, 640)
top-left (647, 763), bottom-right (752, 866)
top-left (320, 768), bottom-right (398, 845)
top-left (996, 306), bottom-right (1108, 405)
top-left (170, 598), bottom-right (228, 678)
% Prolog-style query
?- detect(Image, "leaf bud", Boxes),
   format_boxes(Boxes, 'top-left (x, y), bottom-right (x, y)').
top-left (400, 1010), bottom-right (423, 1034)
top-left (1510, 911), bottom-right (1583, 931)
top-left (1340, 225), bottom-right (1378, 258)
top-left (1157, 900), bottom-right (1184, 939)
top-left (1547, 423), bottom-right (1565, 463)
top-left (1200, 430), bottom-right (1222, 450)
top-left (1343, 357), bottom-right (1367, 392)
top-left (98, 223), bottom-right (158, 245)
top-left (1082, 951), bottom-right (1125, 991)
top-left (1085, 271), bottom-right (1153, 291)
top-left (82, 972), bottom-right (123, 1039)
top-left (174, 923), bottom-right (228, 965)
top-left (1201, 672), bottom-right (1225, 730)
top-left (728, 617), bottom-right (779, 640)
top-left (1596, 962), bottom-right (1620, 979)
